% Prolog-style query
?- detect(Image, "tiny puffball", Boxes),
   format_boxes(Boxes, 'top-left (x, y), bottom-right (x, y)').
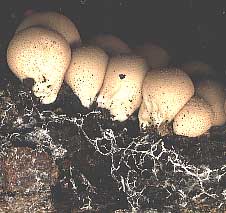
top-left (196, 79), bottom-right (226, 126)
top-left (182, 61), bottom-right (215, 78)
top-left (88, 34), bottom-right (131, 56)
top-left (225, 99), bottom-right (226, 115)
top-left (134, 43), bottom-right (170, 69)
top-left (97, 55), bottom-right (148, 121)
top-left (173, 96), bottom-right (214, 137)
top-left (65, 46), bottom-right (109, 108)
top-left (7, 27), bottom-right (71, 104)
top-left (138, 68), bottom-right (194, 127)
top-left (16, 11), bottom-right (81, 47)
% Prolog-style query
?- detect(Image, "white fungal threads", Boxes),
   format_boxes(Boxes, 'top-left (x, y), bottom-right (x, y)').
top-left (16, 11), bottom-right (81, 47)
top-left (173, 96), bottom-right (214, 137)
top-left (89, 34), bottom-right (131, 56)
top-left (139, 68), bottom-right (194, 128)
top-left (65, 46), bottom-right (109, 108)
top-left (97, 55), bottom-right (148, 121)
top-left (196, 80), bottom-right (226, 126)
top-left (7, 27), bottom-right (71, 104)
top-left (134, 43), bottom-right (170, 69)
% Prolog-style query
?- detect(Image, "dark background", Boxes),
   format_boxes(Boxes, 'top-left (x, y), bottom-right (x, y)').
top-left (1, 0), bottom-right (226, 82)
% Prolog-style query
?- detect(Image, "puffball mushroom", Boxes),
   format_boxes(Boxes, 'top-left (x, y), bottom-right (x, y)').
top-left (196, 80), bottom-right (226, 126)
top-left (225, 99), bottom-right (226, 115)
top-left (182, 61), bottom-right (215, 79)
top-left (16, 11), bottom-right (81, 47)
top-left (89, 34), bottom-right (131, 56)
top-left (97, 55), bottom-right (148, 121)
top-left (65, 46), bottom-right (108, 108)
top-left (7, 27), bottom-right (71, 104)
top-left (138, 68), bottom-right (194, 128)
top-left (134, 43), bottom-right (170, 69)
top-left (173, 96), bottom-right (214, 137)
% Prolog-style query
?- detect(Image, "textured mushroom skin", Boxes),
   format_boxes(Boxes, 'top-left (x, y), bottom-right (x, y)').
top-left (134, 43), bottom-right (170, 69)
top-left (196, 80), bottom-right (226, 126)
top-left (138, 101), bottom-right (150, 128)
top-left (173, 96), bottom-right (214, 137)
top-left (7, 27), bottom-right (71, 104)
top-left (181, 61), bottom-right (215, 79)
top-left (89, 34), bottom-right (131, 56)
top-left (139, 68), bottom-right (194, 127)
top-left (65, 46), bottom-right (109, 108)
top-left (16, 11), bottom-right (81, 47)
top-left (97, 55), bottom-right (148, 121)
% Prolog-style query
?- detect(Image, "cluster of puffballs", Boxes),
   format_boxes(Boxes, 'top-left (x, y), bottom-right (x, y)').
top-left (6, 11), bottom-right (226, 138)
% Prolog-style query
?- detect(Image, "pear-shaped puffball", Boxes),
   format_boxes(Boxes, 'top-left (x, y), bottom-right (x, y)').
top-left (16, 11), bottom-right (81, 47)
top-left (97, 55), bottom-right (148, 121)
top-left (7, 27), bottom-right (71, 104)
top-left (138, 68), bottom-right (194, 127)
top-left (89, 34), bottom-right (131, 56)
top-left (182, 61), bottom-right (214, 78)
top-left (224, 98), bottom-right (226, 122)
top-left (173, 96), bottom-right (214, 137)
top-left (134, 43), bottom-right (170, 69)
top-left (196, 80), bottom-right (226, 126)
top-left (65, 46), bottom-right (108, 108)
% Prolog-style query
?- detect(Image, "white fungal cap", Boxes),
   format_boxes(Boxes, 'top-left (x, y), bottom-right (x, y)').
top-left (89, 34), bottom-right (131, 56)
top-left (138, 68), bottom-right (194, 128)
top-left (196, 80), bottom-right (226, 126)
top-left (7, 27), bottom-right (71, 104)
top-left (65, 46), bottom-right (108, 108)
top-left (173, 96), bottom-right (214, 137)
top-left (97, 55), bottom-right (148, 121)
top-left (182, 61), bottom-right (215, 78)
top-left (134, 43), bottom-right (170, 69)
top-left (16, 11), bottom-right (81, 47)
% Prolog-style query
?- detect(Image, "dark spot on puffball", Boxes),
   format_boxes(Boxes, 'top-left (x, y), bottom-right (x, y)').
top-left (23, 78), bottom-right (34, 89)
top-left (42, 75), bottom-right (47, 83)
top-left (119, 74), bottom-right (126, 79)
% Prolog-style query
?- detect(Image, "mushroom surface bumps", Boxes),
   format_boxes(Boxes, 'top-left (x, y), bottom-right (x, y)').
top-left (139, 68), bottom-right (194, 127)
top-left (65, 46), bottom-right (108, 108)
top-left (97, 55), bottom-right (148, 121)
top-left (173, 96), bottom-right (214, 137)
top-left (16, 11), bottom-right (81, 47)
top-left (196, 80), bottom-right (226, 126)
top-left (7, 27), bottom-right (71, 104)
top-left (134, 43), bottom-right (170, 69)
top-left (182, 61), bottom-right (215, 79)
top-left (89, 34), bottom-right (131, 55)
